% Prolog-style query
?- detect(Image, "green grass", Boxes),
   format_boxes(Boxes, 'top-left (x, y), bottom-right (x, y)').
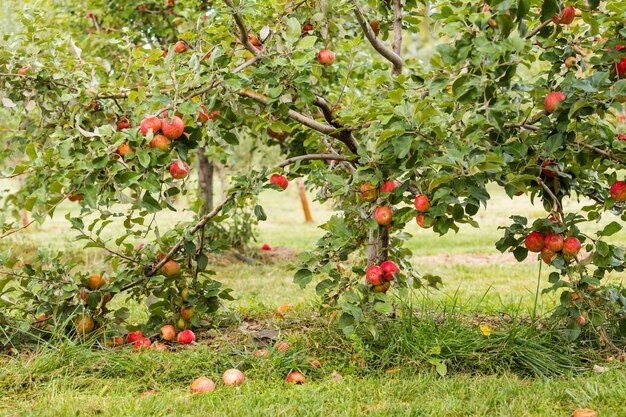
top-left (2, 183), bottom-right (626, 416)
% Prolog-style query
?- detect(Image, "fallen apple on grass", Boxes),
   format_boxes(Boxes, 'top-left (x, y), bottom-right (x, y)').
top-left (221, 369), bottom-right (245, 386)
top-left (191, 377), bottom-right (215, 393)
top-left (285, 371), bottom-right (306, 384)
top-left (177, 329), bottom-right (196, 345)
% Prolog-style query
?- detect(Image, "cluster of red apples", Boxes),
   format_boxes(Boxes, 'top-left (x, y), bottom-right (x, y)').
top-left (366, 260), bottom-right (400, 293)
top-left (360, 181), bottom-right (435, 229)
top-left (524, 226), bottom-right (582, 265)
top-left (105, 326), bottom-right (196, 351)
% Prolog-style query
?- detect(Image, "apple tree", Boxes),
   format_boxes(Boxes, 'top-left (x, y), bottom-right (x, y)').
top-left (1, 0), bottom-right (626, 347)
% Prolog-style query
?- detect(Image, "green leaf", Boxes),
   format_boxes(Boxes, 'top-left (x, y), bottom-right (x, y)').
top-left (297, 36), bottom-right (317, 50)
top-left (294, 268), bottom-right (313, 288)
top-left (597, 221), bottom-right (622, 237)
top-left (254, 205), bottom-right (267, 221)
top-left (197, 253), bottom-right (208, 271)
top-left (285, 18), bottom-right (301, 44)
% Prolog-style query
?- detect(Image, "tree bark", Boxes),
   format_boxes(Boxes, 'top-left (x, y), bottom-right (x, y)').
top-left (197, 147), bottom-right (214, 213)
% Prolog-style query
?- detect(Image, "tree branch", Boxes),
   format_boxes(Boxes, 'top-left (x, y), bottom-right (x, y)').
top-left (223, 0), bottom-right (261, 56)
top-left (526, 19), bottom-right (552, 39)
top-left (351, 0), bottom-right (403, 74)
top-left (577, 141), bottom-right (626, 164)
top-left (391, 0), bottom-right (403, 75)
top-left (238, 89), bottom-right (334, 134)
top-left (274, 153), bottom-right (350, 168)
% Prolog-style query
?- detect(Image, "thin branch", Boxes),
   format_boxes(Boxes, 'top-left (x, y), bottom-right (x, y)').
top-left (239, 89), bottom-right (359, 153)
top-left (238, 89), bottom-right (335, 135)
top-left (223, 0), bottom-right (262, 56)
top-left (232, 54), bottom-right (262, 72)
top-left (274, 153), bottom-right (350, 168)
top-left (0, 170), bottom-right (33, 179)
top-left (505, 123), bottom-right (539, 131)
top-left (577, 142), bottom-right (626, 164)
top-left (0, 194), bottom-right (69, 239)
top-left (351, 0), bottom-right (403, 74)
top-left (391, 0), bottom-right (403, 75)
top-left (536, 177), bottom-right (565, 224)
top-left (526, 19), bottom-right (552, 39)
top-left (313, 96), bottom-right (341, 128)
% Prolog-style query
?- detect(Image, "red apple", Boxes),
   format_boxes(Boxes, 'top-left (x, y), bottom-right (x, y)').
top-left (616, 45), bottom-right (626, 78)
top-left (197, 104), bottom-right (211, 123)
top-left (562, 236), bottom-right (581, 260)
top-left (275, 341), bottom-right (290, 352)
top-left (370, 20), bottom-right (380, 36)
top-left (140, 116), bottom-right (162, 136)
top-left (380, 260), bottom-right (399, 281)
top-left (161, 324), bottom-right (176, 341)
top-left (302, 23), bottom-right (314, 33)
top-left (285, 371), bottom-right (306, 384)
top-left (545, 233), bottom-right (564, 252)
top-left (161, 113), bottom-right (185, 139)
top-left (541, 160), bottom-right (558, 178)
top-left (126, 330), bottom-right (143, 344)
top-left (575, 316), bottom-right (586, 326)
top-left (616, 134), bottom-right (626, 141)
top-left (270, 173), bottom-right (289, 190)
top-left (177, 329), bottom-right (196, 344)
top-left (360, 182), bottom-right (379, 202)
top-left (416, 214), bottom-right (434, 228)
top-left (106, 336), bottom-right (124, 348)
top-left (268, 128), bottom-right (286, 140)
top-left (524, 231), bottom-right (545, 253)
top-left (317, 49), bottom-right (335, 66)
top-left (541, 247), bottom-right (555, 265)
top-left (151, 342), bottom-right (169, 351)
top-left (366, 265), bottom-right (384, 285)
top-left (191, 377), bottom-right (215, 393)
top-left (372, 281), bottom-right (390, 293)
top-left (380, 181), bottom-right (397, 193)
top-left (161, 260), bottom-right (181, 277)
top-left (169, 160), bottom-right (190, 179)
top-left (222, 369), bottom-right (245, 386)
top-left (552, 6), bottom-right (575, 25)
top-left (149, 134), bottom-right (171, 152)
top-left (117, 142), bottom-right (132, 157)
top-left (564, 56), bottom-right (577, 68)
top-left (374, 206), bottom-right (393, 226)
top-left (254, 349), bottom-right (269, 358)
top-left (275, 303), bottom-right (294, 318)
top-left (88, 273), bottom-right (106, 290)
top-left (116, 117), bottom-right (130, 130)
top-left (68, 194), bottom-right (84, 202)
top-left (544, 91), bottom-right (566, 114)
top-left (413, 195), bottom-right (430, 212)
top-left (261, 243), bottom-right (272, 251)
top-left (75, 316), bottom-right (94, 334)
top-left (248, 34), bottom-right (261, 46)
top-left (17, 65), bottom-right (30, 75)
top-left (86, 12), bottom-right (94, 19)
top-left (306, 357), bottom-right (321, 367)
top-left (174, 40), bottom-right (188, 53)
top-left (610, 180), bottom-right (626, 202)
top-left (180, 306), bottom-right (194, 320)
top-left (134, 337), bottom-right (152, 350)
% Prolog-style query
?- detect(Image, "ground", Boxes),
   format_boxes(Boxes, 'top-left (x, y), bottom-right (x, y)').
top-left (1, 184), bottom-right (625, 416)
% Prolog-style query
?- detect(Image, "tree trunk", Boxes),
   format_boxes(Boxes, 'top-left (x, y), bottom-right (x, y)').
top-left (367, 227), bottom-right (389, 266)
top-left (197, 147), bottom-right (214, 213)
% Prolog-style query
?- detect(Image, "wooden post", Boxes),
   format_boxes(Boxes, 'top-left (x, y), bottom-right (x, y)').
top-left (296, 178), bottom-right (313, 223)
